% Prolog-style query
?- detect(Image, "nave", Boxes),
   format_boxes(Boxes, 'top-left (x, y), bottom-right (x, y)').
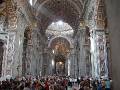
top-left (0, 0), bottom-right (120, 89)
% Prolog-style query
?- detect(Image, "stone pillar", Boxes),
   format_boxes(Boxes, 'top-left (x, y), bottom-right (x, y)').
top-left (39, 52), bottom-right (43, 76)
top-left (105, 0), bottom-right (120, 89)
top-left (65, 57), bottom-right (68, 76)
top-left (67, 57), bottom-right (71, 76)
top-left (87, 0), bottom-right (108, 78)
top-left (70, 53), bottom-right (75, 77)
top-left (90, 30), bottom-right (100, 78)
top-left (0, 33), bottom-right (8, 77)
top-left (90, 29), bottom-right (108, 78)
top-left (6, 32), bottom-right (16, 76)
top-left (77, 29), bottom-right (87, 77)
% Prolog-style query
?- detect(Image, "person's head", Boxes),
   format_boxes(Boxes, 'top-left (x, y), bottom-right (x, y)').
top-left (81, 76), bottom-right (84, 79)
top-left (25, 82), bottom-right (30, 87)
top-left (109, 77), bottom-right (111, 80)
top-left (46, 78), bottom-right (48, 81)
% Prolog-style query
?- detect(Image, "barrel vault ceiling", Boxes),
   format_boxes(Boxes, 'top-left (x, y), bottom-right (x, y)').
top-left (25, 0), bottom-right (88, 33)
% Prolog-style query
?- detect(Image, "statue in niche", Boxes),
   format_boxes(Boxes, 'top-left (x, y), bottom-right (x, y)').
top-left (26, 26), bottom-right (32, 45)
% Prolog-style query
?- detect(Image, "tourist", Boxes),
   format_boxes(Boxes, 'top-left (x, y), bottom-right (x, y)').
top-left (23, 82), bottom-right (31, 90)
top-left (92, 79), bottom-right (97, 90)
top-left (45, 78), bottom-right (49, 90)
top-left (97, 80), bottom-right (102, 90)
top-left (105, 78), bottom-right (111, 90)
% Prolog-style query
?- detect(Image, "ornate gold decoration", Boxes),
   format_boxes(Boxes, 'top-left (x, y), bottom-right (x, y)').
top-left (55, 42), bottom-right (69, 56)
top-left (6, 0), bottom-right (17, 30)
top-left (95, 0), bottom-right (106, 29)
top-left (0, 0), bottom-right (6, 16)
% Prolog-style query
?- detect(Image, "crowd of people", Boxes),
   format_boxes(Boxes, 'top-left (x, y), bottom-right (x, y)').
top-left (0, 75), bottom-right (112, 90)
top-left (76, 77), bottom-right (112, 90)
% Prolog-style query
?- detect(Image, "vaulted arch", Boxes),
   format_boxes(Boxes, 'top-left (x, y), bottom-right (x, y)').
top-left (26, 0), bottom-right (87, 34)
top-left (49, 37), bottom-right (71, 56)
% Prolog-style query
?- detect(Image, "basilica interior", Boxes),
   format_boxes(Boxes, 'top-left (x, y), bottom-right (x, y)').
top-left (0, 0), bottom-right (120, 89)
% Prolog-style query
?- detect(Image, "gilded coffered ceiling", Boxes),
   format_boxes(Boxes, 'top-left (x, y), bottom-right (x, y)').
top-left (26, 0), bottom-right (88, 33)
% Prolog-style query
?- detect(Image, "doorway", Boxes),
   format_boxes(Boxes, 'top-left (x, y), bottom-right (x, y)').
top-left (55, 61), bottom-right (65, 75)
top-left (54, 54), bottom-right (66, 76)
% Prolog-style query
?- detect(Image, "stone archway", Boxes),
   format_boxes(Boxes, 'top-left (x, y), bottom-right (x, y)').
top-left (48, 37), bottom-right (72, 76)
